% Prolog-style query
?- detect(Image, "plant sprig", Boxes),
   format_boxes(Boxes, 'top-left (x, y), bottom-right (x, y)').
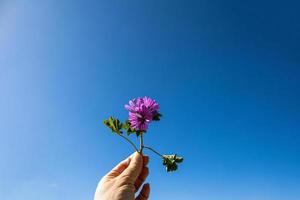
top-left (103, 97), bottom-right (183, 172)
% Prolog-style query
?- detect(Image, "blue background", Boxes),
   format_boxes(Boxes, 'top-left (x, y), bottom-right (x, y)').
top-left (1, 0), bottom-right (299, 199)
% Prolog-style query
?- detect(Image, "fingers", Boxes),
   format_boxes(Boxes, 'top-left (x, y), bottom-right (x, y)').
top-left (134, 166), bottom-right (149, 191)
top-left (121, 152), bottom-right (143, 183)
top-left (143, 155), bottom-right (149, 166)
top-left (134, 155), bottom-right (149, 191)
top-left (107, 153), bottom-right (149, 181)
top-left (106, 157), bottom-right (130, 178)
top-left (135, 183), bottom-right (150, 200)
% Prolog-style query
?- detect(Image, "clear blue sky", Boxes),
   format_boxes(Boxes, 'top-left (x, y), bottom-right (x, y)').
top-left (1, 0), bottom-right (300, 199)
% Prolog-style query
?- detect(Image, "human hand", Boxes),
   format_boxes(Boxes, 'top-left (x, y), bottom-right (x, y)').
top-left (94, 152), bottom-right (150, 200)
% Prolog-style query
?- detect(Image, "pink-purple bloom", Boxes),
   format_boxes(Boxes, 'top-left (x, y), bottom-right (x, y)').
top-left (125, 97), bottom-right (160, 131)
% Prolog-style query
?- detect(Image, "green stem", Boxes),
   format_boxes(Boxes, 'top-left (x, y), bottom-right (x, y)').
top-left (143, 146), bottom-right (164, 158)
top-left (118, 134), bottom-right (139, 152)
top-left (139, 133), bottom-right (144, 154)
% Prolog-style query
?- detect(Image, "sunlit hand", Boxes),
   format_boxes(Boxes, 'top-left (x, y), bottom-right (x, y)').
top-left (94, 152), bottom-right (150, 200)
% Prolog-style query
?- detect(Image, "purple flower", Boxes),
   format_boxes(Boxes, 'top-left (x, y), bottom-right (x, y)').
top-left (125, 97), bottom-right (160, 131)
top-left (142, 96), bottom-right (160, 113)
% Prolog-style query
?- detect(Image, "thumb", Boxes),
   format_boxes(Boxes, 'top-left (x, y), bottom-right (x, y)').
top-left (121, 152), bottom-right (143, 184)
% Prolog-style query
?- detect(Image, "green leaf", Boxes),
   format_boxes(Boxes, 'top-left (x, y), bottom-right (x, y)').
top-left (122, 120), bottom-right (144, 137)
top-left (103, 116), bottom-right (123, 134)
top-left (152, 112), bottom-right (162, 121)
top-left (162, 154), bottom-right (184, 172)
top-left (122, 120), bottom-right (136, 135)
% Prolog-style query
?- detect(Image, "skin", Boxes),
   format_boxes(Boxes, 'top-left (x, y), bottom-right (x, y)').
top-left (94, 152), bottom-right (150, 200)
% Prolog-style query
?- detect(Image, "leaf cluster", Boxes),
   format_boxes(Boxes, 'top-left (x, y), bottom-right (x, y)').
top-left (103, 117), bottom-right (143, 136)
top-left (103, 117), bottom-right (123, 134)
top-left (163, 154), bottom-right (184, 172)
top-left (152, 112), bottom-right (162, 121)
